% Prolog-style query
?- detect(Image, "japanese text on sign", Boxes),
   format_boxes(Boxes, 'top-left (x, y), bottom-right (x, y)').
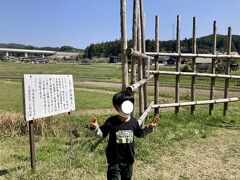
top-left (23, 74), bottom-right (75, 121)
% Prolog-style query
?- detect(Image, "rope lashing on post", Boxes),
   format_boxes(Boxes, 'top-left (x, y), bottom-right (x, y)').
top-left (127, 48), bottom-right (154, 60)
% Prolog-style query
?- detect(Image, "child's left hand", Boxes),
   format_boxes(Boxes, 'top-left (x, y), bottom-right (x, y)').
top-left (149, 115), bottom-right (159, 129)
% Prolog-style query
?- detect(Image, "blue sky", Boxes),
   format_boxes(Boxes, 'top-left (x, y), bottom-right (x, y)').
top-left (0, 0), bottom-right (240, 49)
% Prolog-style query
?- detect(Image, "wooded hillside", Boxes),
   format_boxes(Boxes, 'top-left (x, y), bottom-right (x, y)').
top-left (84, 34), bottom-right (240, 58)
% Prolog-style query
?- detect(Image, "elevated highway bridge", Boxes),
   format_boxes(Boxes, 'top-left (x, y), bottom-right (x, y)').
top-left (0, 48), bottom-right (79, 58)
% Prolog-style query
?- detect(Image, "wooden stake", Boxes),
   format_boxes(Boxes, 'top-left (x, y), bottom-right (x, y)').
top-left (209, 21), bottom-right (217, 115)
top-left (127, 48), bottom-right (154, 60)
top-left (131, 0), bottom-right (139, 117)
top-left (23, 77), bottom-right (36, 172)
top-left (149, 70), bottom-right (240, 79)
top-left (223, 27), bottom-right (232, 116)
top-left (152, 97), bottom-right (239, 109)
top-left (68, 112), bottom-right (73, 150)
top-left (29, 120), bottom-right (36, 172)
top-left (175, 15), bottom-right (181, 114)
top-left (127, 75), bottom-right (154, 92)
top-left (191, 17), bottom-right (196, 114)
top-left (131, 0), bottom-right (138, 85)
top-left (139, 0), bottom-right (148, 111)
top-left (138, 101), bottom-right (154, 126)
top-left (120, 0), bottom-right (128, 90)
top-left (154, 15), bottom-right (160, 115)
top-left (137, 2), bottom-right (144, 118)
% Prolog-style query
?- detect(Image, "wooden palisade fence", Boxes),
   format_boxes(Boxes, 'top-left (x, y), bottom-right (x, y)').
top-left (120, 0), bottom-right (240, 125)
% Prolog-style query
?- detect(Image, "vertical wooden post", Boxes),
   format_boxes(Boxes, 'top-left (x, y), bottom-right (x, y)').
top-left (154, 15), bottom-right (160, 115)
top-left (223, 27), bottom-right (232, 116)
top-left (209, 21), bottom-right (217, 115)
top-left (131, 0), bottom-right (139, 117)
top-left (191, 17), bottom-right (197, 114)
top-left (137, 2), bottom-right (144, 119)
top-left (131, 0), bottom-right (138, 85)
top-left (29, 120), bottom-right (36, 172)
top-left (175, 15), bottom-right (181, 114)
top-left (120, 0), bottom-right (128, 90)
top-left (68, 112), bottom-right (73, 150)
top-left (23, 77), bottom-right (36, 172)
top-left (139, 0), bottom-right (148, 111)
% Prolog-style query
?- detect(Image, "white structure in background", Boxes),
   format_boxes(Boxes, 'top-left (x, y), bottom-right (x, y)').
top-left (0, 48), bottom-right (55, 58)
top-left (0, 48), bottom-right (80, 60)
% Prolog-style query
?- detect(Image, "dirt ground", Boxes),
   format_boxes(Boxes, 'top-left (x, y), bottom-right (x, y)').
top-left (79, 81), bottom-right (240, 99)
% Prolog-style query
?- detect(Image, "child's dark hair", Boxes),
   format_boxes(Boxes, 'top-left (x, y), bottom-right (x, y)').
top-left (112, 91), bottom-right (134, 106)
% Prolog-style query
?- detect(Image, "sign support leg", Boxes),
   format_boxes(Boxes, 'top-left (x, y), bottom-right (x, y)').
top-left (29, 120), bottom-right (36, 172)
top-left (68, 112), bottom-right (73, 150)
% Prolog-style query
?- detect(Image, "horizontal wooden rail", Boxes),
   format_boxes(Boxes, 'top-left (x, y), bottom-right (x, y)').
top-left (146, 52), bottom-right (240, 59)
top-left (127, 75), bottom-right (154, 92)
top-left (138, 101), bottom-right (154, 126)
top-left (152, 97), bottom-right (239, 108)
top-left (127, 48), bottom-right (154, 60)
top-left (149, 71), bottom-right (240, 79)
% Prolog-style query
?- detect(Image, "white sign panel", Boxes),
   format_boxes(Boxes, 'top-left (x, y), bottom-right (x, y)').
top-left (23, 74), bottom-right (75, 121)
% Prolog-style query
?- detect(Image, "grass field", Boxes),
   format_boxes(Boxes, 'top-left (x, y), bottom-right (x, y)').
top-left (0, 62), bottom-right (240, 179)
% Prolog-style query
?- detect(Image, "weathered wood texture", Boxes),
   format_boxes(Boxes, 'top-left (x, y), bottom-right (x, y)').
top-left (191, 17), bottom-right (197, 114)
top-left (120, 0), bottom-right (128, 90)
top-left (175, 15), bottom-right (181, 114)
top-left (223, 27), bottom-right (232, 116)
top-left (152, 98), bottom-right (239, 108)
top-left (209, 21), bottom-right (217, 115)
top-left (154, 15), bottom-right (160, 115)
top-left (137, 0), bottom-right (144, 117)
top-left (149, 71), bottom-right (240, 79)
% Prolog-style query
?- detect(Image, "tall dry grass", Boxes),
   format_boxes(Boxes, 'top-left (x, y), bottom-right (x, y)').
top-left (0, 112), bottom-right (67, 140)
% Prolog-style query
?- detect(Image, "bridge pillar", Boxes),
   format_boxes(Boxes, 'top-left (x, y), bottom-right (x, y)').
top-left (6, 52), bottom-right (9, 57)
top-left (41, 54), bottom-right (45, 58)
top-left (25, 52), bottom-right (28, 58)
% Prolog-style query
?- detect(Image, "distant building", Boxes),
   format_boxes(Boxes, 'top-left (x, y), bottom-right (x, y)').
top-left (224, 52), bottom-right (239, 56)
top-left (196, 57), bottom-right (212, 72)
top-left (167, 57), bottom-right (176, 65)
top-left (33, 58), bottom-right (49, 64)
top-left (196, 57), bottom-right (212, 64)
top-left (109, 55), bottom-right (121, 63)
top-left (157, 56), bottom-right (168, 64)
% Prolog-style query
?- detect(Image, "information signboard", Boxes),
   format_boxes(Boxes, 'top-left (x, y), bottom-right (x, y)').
top-left (23, 74), bottom-right (75, 121)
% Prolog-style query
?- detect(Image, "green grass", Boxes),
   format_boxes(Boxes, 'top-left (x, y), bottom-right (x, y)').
top-left (0, 80), bottom-right (113, 112)
top-left (0, 62), bottom-right (122, 83)
top-left (1, 62), bottom-right (240, 90)
top-left (0, 80), bottom-right (23, 112)
top-left (1, 109), bottom-right (239, 179)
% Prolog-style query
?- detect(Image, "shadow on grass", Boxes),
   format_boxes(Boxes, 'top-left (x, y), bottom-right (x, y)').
top-left (0, 166), bottom-right (21, 176)
top-left (90, 138), bottom-right (104, 152)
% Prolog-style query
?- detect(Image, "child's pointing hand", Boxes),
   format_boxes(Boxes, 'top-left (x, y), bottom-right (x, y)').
top-left (149, 115), bottom-right (159, 129)
top-left (90, 116), bottom-right (99, 130)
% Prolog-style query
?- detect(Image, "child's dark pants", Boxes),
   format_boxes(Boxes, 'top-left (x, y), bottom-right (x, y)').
top-left (107, 162), bottom-right (133, 180)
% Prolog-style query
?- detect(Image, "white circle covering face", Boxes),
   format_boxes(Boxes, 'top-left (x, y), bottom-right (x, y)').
top-left (121, 100), bottom-right (134, 114)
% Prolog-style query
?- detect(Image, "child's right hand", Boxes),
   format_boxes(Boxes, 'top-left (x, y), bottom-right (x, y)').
top-left (149, 115), bottom-right (159, 129)
top-left (90, 116), bottom-right (99, 130)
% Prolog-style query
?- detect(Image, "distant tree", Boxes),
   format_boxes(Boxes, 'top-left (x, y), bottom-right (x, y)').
top-left (60, 46), bottom-right (75, 52)
top-left (83, 34), bottom-right (240, 58)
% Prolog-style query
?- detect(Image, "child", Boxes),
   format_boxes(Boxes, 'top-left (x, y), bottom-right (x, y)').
top-left (90, 91), bottom-right (158, 180)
